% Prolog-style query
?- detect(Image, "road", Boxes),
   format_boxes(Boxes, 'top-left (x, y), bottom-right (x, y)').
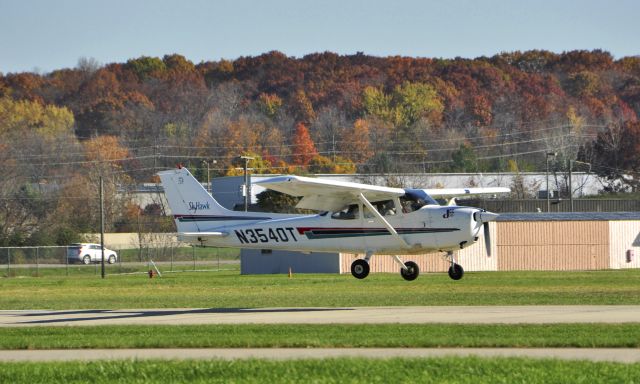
top-left (2, 305), bottom-right (639, 327)
top-left (1, 348), bottom-right (640, 363)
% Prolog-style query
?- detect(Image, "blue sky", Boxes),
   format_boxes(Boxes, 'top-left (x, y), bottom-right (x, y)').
top-left (1, 0), bottom-right (638, 73)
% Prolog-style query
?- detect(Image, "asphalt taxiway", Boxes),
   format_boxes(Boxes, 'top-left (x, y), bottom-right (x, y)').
top-left (1, 305), bottom-right (639, 327)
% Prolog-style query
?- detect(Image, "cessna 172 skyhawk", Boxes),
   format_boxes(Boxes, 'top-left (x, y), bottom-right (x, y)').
top-left (158, 167), bottom-right (509, 281)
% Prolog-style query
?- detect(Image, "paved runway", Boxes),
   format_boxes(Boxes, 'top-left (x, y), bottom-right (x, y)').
top-left (1, 347), bottom-right (640, 363)
top-left (2, 305), bottom-right (640, 327)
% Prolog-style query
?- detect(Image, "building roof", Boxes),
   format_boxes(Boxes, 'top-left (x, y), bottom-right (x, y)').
top-left (497, 212), bottom-right (640, 222)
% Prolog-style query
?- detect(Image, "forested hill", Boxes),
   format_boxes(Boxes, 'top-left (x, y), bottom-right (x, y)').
top-left (1, 49), bottom-right (639, 180)
top-left (1, 49), bottom-right (640, 245)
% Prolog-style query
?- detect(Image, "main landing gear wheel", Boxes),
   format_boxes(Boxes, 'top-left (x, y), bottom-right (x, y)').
top-left (400, 261), bottom-right (419, 281)
top-left (448, 263), bottom-right (464, 280)
top-left (351, 259), bottom-right (370, 279)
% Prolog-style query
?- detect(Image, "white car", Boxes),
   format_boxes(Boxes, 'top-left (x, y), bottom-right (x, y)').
top-left (67, 243), bottom-right (118, 265)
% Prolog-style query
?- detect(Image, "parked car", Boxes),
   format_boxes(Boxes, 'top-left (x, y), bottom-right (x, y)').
top-left (67, 243), bottom-right (118, 265)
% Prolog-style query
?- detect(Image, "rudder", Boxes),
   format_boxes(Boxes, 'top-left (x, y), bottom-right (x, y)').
top-left (157, 167), bottom-right (231, 217)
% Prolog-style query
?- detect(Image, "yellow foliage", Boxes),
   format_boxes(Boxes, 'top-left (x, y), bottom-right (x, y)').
top-left (507, 159), bottom-right (519, 173)
top-left (566, 106), bottom-right (585, 134)
top-left (0, 96), bottom-right (74, 139)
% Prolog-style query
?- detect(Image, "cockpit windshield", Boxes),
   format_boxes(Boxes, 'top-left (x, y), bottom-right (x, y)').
top-left (400, 189), bottom-right (439, 213)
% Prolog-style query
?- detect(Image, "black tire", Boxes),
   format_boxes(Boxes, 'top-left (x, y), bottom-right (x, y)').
top-left (108, 255), bottom-right (116, 264)
top-left (82, 255), bottom-right (91, 265)
top-left (448, 263), bottom-right (464, 280)
top-left (351, 259), bottom-right (370, 279)
top-left (400, 261), bottom-right (419, 281)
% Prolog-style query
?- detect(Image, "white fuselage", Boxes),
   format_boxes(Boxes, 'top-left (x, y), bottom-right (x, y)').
top-left (177, 205), bottom-right (482, 254)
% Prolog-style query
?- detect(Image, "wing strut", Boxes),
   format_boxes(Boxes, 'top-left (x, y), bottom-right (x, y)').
top-left (357, 193), bottom-right (411, 255)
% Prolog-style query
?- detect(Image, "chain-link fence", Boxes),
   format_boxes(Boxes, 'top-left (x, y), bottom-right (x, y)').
top-left (0, 245), bottom-right (239, 277)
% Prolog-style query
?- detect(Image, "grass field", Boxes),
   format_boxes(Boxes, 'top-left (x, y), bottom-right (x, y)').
top-left (1, 358), bottom-right (639, 383)
top-left (0, 269), bottom-right (639, 309)
top-left (1, 324), bottom-right (640, 349)
top-left (2, 270), bottom-right (639, 382)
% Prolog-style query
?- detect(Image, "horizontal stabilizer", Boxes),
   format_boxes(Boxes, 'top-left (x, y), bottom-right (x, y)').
top-left (178, 232), bottom-right (229, 242)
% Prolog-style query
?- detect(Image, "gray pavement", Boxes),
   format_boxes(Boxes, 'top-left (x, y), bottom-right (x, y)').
top-left (1, 305), bottom-right (640, 327)
top-left (1, 348), bottom-right (640, 363)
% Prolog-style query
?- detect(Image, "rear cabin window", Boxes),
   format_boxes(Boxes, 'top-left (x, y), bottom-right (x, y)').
top-left (331, 204), bottom-right (360, 220)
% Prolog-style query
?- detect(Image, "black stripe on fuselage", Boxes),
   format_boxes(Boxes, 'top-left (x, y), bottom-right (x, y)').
top-left (299, 227), bottom-right (459, 239)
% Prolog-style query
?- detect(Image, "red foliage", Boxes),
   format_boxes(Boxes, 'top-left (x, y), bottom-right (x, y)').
top-left (290, 122), bottom-right (317, 166)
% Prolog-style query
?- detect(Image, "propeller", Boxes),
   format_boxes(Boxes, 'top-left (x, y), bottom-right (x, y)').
top-left (483, 222), bottom-right (491, 256)
top-left (477, 211), bottom-right (498, 257)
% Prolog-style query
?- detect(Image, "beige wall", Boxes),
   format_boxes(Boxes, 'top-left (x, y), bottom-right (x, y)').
top-left (83, 233), bottom-right (181, 249)
top-left (497, 221), bottom-right (609, 271)
top-left (608, 221), bottom-right (640, 269)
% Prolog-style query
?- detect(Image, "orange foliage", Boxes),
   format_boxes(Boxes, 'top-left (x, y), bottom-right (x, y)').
top-left (83, 135), bottom-right (130, 164)
top-left (291, 122), bottom-right (317, 166)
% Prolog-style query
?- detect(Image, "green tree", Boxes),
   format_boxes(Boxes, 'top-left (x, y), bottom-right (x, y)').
top-left (308, 155), bottom-right (356, 174)
top-left (363, 86), bottom-right (393, 121)
top-left (392, 81), bottom-right (444, 127)
top-left (362, 82), bottom-right (443, 127)
top-left (579, 121), bottom-right (640, 192)
top-left (258, 93), bottom-right (283, 119)
top-left (450, 144), bottom-right (478, 172)
top-left (125, 56), bottom-right (167, 80)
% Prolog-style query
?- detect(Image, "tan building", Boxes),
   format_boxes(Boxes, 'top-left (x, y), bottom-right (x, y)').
top-left (340, 213), bottom-right (640, 274)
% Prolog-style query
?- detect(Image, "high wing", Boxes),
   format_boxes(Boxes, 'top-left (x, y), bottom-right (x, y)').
top-left (424, 187), bottom-right (511, 197)
top-left (256, 175), bottom-right (406, 212)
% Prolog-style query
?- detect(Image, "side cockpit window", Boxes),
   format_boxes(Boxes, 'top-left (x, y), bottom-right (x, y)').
top-left (364, 199), bottom-right (397, 218)
top-left (331, 204), bottom-right (360, 220)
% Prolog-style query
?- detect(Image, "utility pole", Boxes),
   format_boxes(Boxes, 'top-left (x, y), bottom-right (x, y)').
top-left (240, 156), bottom-right (254, 212)
top-left (546, 152), bottom-right (557, 213)
top-left (100, 177), bottom-right (105, 279)
top-left (201, 159), bottom-right (217, 194)
top-left (569, 160), bottom-right (573, 213)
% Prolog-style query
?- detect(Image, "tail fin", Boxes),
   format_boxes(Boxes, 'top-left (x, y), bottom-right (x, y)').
top-left (158, 167), bottom-right (277, 235)
top-left (158, 167), bottom-right (231, 217)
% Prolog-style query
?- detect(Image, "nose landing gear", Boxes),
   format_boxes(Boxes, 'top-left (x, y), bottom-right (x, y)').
top-left (446, 250), bottom-right (464, 280)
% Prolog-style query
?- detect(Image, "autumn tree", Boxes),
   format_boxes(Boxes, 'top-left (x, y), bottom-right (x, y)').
top-left (0, 96), bottom-right (80, 245)
top-left (258, 93), bottom-right (283, 119)
top-left (362, 82), bottom-right (443, 128)
top-left (290, 122), bottom-right (317, 166)
top-left (308, 155), bottom-right (356, 174)
top-left (339, 118), bottom-right (374, 164)
top-left (80, 136), bottom-right (133, 232)
top-left (289, 90), bottom-right (316, 124)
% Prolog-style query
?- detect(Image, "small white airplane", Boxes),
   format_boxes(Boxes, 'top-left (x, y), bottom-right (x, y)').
top-left (158, 167), bottom-right (509, 281)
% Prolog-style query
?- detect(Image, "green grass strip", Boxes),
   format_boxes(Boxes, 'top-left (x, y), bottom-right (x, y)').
top-left (1, 357), bottom-right (639, 383)
top-left (2, 324), bottom-right (640, 349)
top-left (2, 269), bottom-right (640, 309)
